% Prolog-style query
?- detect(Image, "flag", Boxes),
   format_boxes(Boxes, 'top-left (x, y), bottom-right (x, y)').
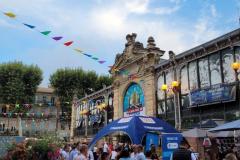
top-left (64, 41), bottom-right (73, 46)
top-left (83, 53), bottom-right (92, 57)
top-left (98, 60), bottom-right (106, 64)
top-left (4, 12), bottom-right (16, 18)
top-left (74, 48), bottom-right (83, 53)
top-left (92, 57), bottom-right (99, 60)
top-left (23, 23), bottom-right (35, 29)
top-left (52, 36), bottom-right (63, 41)
top-left (41, 31), bottom-right (51, 35)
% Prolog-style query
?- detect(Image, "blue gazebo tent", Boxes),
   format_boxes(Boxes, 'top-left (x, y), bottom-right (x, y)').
top-left (88, 115), bottom-right (179, 149)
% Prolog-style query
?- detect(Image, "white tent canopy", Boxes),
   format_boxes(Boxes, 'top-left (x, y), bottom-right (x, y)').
top-left (182, 128), bottom-right (216, 138)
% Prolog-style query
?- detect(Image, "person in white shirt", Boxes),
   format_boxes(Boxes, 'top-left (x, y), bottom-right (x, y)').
top-left (61, 144), bottom-right (71, 160)
top-left (74, 144), bottom-right (88, 160)
top-left (103, 142), bottom-right (109, 153)
top-left (111, 147), bottom-right (118, 160)
top-left (136, 145), bottom-right (146, 160)
top-left (130, 145), bottom-right (138, 160)
top-left (88, 150), bottom-right (94, 160)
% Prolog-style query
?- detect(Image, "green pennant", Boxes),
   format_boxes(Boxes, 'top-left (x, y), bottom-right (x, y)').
top-left (92, 57), bottom-right (99, 60)
top-left (41, 31), bottom-right (51, 35)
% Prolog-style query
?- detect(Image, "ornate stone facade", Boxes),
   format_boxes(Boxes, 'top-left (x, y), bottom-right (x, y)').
top-left (111, 33), bottom-right (165, 119)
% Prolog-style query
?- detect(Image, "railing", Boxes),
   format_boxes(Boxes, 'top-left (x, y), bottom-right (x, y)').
top-left (74, 126), bottom-right (104, 137)
top-left (0, 130), bottom-right (18, 136)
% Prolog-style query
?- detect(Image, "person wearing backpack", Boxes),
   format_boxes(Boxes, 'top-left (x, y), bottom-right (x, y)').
top-left (171, 138), bottom-right (197, 160)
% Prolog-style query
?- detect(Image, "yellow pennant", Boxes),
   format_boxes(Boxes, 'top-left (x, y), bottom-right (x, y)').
top-left (74, 48), bottom-right (83, 53)
top-left (4, 12), bottom-right (16, 18)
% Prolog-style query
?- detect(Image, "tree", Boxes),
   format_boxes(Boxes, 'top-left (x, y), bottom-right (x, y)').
top-left (0, 61), bottom-right (42, 104)
top-left (95, 75), bottom-right (113, 91)
top-left (49, 68), bottom-right (112, 103)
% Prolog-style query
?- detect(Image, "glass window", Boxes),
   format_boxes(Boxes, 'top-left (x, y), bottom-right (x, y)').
top-left (157, 74), bottom-right (165, 100)
top-left (209, 53), bottom-right (222, 85)
top-left (198, 57), bottom-right (210, 88)
top-left (180, 66), bottom-right (188, 94)
top-left (222, 50), bottom-right (235, 83)
top-left (181, 95), bottom-right (190, 109)
top-left (235, 47), bottom-right (240, 80)
top-left (165, 70), bottom-right (174, 97)
top-left (157, 101), bottom-right (166, 114)
top-left (235, 47), bottom-right (240, 62)
top-left (166, 98), bottom-right (174, 112)
top-left (188, 61), bottom-right (198, 90)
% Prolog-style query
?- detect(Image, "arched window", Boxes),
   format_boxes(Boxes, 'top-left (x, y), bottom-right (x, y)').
top-left (209, 53), bottom-right (222, 85)
top-left (222, 49), bottom-right (235, 83)
top-left (157, 73), bottom-right (165, 100)
top-left (180, 66), bottom-right (188, 94)
top-left (188, 61), bottom-right (198, 90)
top-left (198, 57), bottom-right (210, 88)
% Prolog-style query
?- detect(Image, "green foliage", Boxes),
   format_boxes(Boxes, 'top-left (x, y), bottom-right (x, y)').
top-left (49, 68), bottom-right (112, 103)
top-left (0, 61), bottom-right (42, 104)
top-left (3, 135), bottom-right (64, 160)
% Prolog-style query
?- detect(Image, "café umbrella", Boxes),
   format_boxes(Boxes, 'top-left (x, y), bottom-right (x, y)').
top-left (88, 115), bottom-right (179, 149)
top-left (208, 119), bottom-right (240, 132)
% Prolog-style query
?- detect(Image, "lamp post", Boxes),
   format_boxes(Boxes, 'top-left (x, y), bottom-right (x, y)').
top-left (232, 62), bottom-right (240, 120)
top-left (161, 80), bottom-right (181, 130)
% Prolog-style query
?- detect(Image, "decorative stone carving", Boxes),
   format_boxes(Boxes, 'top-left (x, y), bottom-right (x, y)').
top-left (147, 37), bottom-right (164, 57)
top-left (113, 79), bottom-right (120, 87)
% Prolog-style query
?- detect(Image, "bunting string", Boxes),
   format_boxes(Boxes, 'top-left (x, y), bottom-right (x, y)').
top-left (1, 10), bottom-right (145, 79)
top-left (1, 10), bottom-right (110, 66)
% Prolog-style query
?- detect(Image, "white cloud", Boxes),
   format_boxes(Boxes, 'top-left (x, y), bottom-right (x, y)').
top-left (193, 3), bottom-right (220, 45)
top-left (0, 0), bottom-right (227, 85)
top-left (125, 0), bottom-right (149, 14)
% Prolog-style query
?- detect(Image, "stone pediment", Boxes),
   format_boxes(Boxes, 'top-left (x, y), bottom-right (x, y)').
top-left (111, 33), bottom-right (165, 74)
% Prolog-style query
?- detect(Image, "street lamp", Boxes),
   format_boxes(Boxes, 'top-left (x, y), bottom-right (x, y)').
top-left (231, 62), bottom-right (240, 71)
top-left (161, 80), bottom-right (181, 130)
top-left (231, 62), bottom-right (240, 121)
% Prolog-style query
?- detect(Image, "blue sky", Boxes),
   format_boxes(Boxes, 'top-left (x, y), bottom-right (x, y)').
top-left (0, 0), bottom-right (239, 87)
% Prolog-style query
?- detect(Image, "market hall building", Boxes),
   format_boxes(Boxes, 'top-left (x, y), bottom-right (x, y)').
top-left (71, 28), bottom-right (240, 139)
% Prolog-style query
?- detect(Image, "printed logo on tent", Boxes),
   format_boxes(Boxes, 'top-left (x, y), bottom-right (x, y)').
top-left (144, 126), bottom-right (163, 130)
top-left (139, 117), bottom-right (155, 124)
top-left (110, 126), bottom-right (128, 130)
top-left (167, 143), bottom-right (178, 149)
top-left (118, 117), bottom-right (132, 123)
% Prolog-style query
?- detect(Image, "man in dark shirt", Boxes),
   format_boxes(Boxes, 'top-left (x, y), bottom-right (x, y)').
top-left (171, 138), bottom-right (197, 160)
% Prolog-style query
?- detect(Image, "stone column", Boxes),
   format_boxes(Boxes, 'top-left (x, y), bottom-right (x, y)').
top-left (104, 94), bottom-right (108, 126)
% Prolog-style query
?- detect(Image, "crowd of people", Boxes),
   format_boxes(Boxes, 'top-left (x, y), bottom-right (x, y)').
top-left (59, 141), bottom-right (160, 160)
top-left (58, 138), bottom-right (240, 160)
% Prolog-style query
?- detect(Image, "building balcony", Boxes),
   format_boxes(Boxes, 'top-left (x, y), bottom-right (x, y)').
top-left (74, 126), bottom-right (104, 137)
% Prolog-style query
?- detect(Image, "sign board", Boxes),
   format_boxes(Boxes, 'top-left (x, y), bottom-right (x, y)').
top-left (146, 133), bottom-right (159, 151)
top-left (123, 83), bottom-right (145, 117)
top-left (0, 136), bottom-right (25, 157)
top-left (162, 133), bottom-right (182, 160)
top-left (190, 83), bottom-right (236, 106)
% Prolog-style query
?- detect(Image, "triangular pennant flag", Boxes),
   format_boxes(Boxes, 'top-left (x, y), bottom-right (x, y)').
top-left (52, 36), bottom-right (63, 41)
top-left (41, 31), bottom-right (51, 35)
top-left (64, 41), bottom-right (73, 46)
top-left (92, 57), bottom-right (99, 60)
top-left (4, 12), bottom-right (16, 18)
top-left (98, 60), bottom-right (106, 64)
top-left (23, 23), bottom-right (35, 29)
top-left (74, 48), bottom-right (83, 53)
top-left (83, 53), bottom-right (92, 57)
